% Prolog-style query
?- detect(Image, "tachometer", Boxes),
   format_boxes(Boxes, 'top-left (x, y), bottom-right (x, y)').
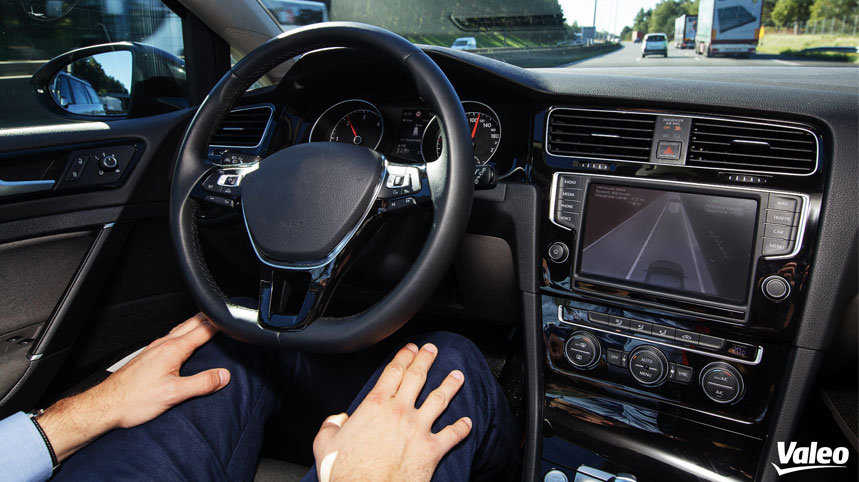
top-left (420, 101), bottom-right (501, 164)
top-left (309, 99), bottom-right (384, 150)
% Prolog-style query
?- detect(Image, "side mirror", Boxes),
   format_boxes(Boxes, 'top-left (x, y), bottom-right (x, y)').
top-left (31, 42), bottom-right (188, 119)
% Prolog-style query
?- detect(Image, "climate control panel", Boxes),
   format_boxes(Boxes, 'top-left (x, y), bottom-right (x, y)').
top-left (546, 297), bottom-right (776, 425)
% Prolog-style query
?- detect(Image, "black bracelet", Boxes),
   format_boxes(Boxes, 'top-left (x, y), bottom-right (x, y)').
top-left (27, 409), bottom-right (60, 473)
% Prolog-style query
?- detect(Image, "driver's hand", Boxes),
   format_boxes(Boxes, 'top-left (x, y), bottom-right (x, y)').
top-left (39, 314), bottom-right (230, 461)
top-left (312, 343), bottom-right (472, 482)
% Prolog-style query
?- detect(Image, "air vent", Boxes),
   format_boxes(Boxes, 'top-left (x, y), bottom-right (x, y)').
top-left (687, 118), bottom-right (817, 175)
top-left (211, 105), bottom-right (273, 148)
top-left (546, 109), bottom-right (656, 162)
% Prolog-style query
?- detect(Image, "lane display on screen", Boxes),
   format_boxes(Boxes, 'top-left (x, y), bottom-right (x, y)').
top-left (579, 184), bottom-right (759, 304)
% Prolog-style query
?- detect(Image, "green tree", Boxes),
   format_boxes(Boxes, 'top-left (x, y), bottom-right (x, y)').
top-left (762, 0), bottom-right (780, 25)
top-left (771, 0), bottom-right (814, 25)
top-left (633, 8), bottom-right (652, 31)
top-left (620, 25), bottom-right (633, 40)
top-left (809, 0), bottom-right (858, 20)
top-left (648, 0), bottom-right (696, 37)
top-left (70, 57), bottom-right (128, 95)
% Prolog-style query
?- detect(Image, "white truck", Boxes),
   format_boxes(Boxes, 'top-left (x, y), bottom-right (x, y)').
top-left (695, 0), bottom-right (762, 57)
top-left (674, 14), bottom-right (697, 49)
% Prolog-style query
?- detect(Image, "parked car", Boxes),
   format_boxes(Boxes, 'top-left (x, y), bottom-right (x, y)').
top-left (641, 33), bottom-right (668, 57)
top-left (451, 37), bottom-right (477, 50)
top-left (50, 71), bottom-right (105, 115)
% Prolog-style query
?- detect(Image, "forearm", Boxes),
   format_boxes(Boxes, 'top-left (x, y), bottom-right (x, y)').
top-left (37, 384), bottom-right (118, 462)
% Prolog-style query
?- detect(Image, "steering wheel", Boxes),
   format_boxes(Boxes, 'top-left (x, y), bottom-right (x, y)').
top-left (170, 23), bottom-right (474, 353)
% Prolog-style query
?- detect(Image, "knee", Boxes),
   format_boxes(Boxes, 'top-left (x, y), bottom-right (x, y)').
top-left (411, 331), bottom-right (486, 371)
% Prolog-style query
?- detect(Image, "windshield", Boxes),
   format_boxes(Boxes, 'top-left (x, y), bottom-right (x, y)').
top-left (258, 0), bottom-right (859, 68)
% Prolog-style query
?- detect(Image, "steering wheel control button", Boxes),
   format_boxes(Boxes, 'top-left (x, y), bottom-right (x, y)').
top-left (606, 348), bottom-right (628, 368)
top-left (547, 242), bottom-right (569, 263)
top-left (381, 165), bottom-right (421, 198)
top-left (656, 140), bottom-right (682, 160)
top-left (386, 197), bottom-right (417, 211)
top-left (700, 362), bottom-right (745, 404)
top-left (762, 275), bottom-right (791, 301)
top-left (628, 320), bottom-right (652, 335)
top-left (628, 346), bottom-right (669, 386)
top-left (217, 151), bottom-right (262, 166)
top-left (564, 331), bottom-right (601, 370)
top-left (204, 194), bottom-right (235, 208)
top-left (674, 329), bottom-right (699, 346)
top-left (65, 155), bottom-right (89, 181)
top-left (651, 325), bottom-right (675, 340)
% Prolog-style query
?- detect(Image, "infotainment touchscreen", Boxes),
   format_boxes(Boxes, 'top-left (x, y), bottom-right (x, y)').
top-left (578, 184), bottom-right (759, 304)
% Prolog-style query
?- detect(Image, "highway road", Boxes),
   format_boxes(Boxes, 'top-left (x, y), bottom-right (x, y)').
top-left (579, 186), bottom-right (758, 302)
top-left (565, 41), bottom-right (855, 68)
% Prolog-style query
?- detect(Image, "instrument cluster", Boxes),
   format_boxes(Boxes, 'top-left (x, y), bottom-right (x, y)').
top-left (307, 98), bottom-right (516, 175)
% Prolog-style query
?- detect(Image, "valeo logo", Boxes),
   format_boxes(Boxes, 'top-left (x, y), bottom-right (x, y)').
top-left (772, 441), bottom-right (850, 476)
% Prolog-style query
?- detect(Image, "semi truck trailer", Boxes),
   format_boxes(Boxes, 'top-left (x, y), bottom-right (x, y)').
top-left (674, 14), bottom-right (697, 48)
top-left (695, 0), bottom-right (762, 57)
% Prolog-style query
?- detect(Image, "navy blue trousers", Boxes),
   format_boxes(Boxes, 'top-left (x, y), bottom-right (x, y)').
top-left (55, 332), bottom-right (520, 481)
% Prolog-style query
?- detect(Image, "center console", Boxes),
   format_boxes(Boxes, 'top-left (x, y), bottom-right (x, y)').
top-left (534, 107), bottom-right (824, 481)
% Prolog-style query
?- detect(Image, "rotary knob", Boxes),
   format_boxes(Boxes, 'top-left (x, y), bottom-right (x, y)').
top-left (700, 362), bottom-right (745, 404)
top-left (98, 154), bottom-right (118, 171)
top-left (761, 275), bottom-right (790, 302)
top-left (628, 345), bottom-right (669, 386)
top-left (564, 331), bottom-right (601, 370)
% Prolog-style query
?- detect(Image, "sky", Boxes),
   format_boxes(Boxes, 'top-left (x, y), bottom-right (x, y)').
top-left (559, 0), bottom-right (659, 35)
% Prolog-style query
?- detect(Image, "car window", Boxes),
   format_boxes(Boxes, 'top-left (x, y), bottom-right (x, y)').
top-left (0, 0), bottom-right (186, 129)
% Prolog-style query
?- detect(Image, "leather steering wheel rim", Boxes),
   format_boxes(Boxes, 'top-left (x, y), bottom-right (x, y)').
top-left (170, 22), bottom-right (473, 353)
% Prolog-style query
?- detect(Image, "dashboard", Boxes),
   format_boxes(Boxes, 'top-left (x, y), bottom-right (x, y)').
top-left (193, 46), bottom-right (857, 482)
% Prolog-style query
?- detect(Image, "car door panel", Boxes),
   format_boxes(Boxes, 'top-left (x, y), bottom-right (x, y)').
top-left (0, 108), bottom-right (197, 417)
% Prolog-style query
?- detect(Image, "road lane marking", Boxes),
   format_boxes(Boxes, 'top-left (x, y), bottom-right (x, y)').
top-left (694, 56), bottom-right (701, 61)
top-left (583, 196), bottom-right (662, 252)
top-left (773, 59), bottom-right (800, 66)
top-left (679, 201), bottom-right (706, 292)
top-left (635, 57), bottom-right (642, 62)
top-left (626, 198), bottom-right (670, 280)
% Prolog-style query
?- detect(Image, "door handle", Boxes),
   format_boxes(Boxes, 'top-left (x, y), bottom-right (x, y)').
top-left (0, 178), bottom-right (55, 197)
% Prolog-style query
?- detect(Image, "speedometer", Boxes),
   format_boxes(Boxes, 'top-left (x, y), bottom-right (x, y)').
top-left (309, 99), bottom-right (384, 150)
top-left (421, 101), bottom-right (502, 164)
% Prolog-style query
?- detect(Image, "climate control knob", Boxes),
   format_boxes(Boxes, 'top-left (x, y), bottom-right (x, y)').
top-left (628, 345), bottom-right (669, 386)
top-left (564, 331), bottom-right (601, 369)
top-left (700, 362), bottom-right (745, 404)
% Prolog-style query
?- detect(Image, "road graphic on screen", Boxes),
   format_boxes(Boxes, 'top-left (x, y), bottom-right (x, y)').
top-left (580, 185), bottom-right (757, 302)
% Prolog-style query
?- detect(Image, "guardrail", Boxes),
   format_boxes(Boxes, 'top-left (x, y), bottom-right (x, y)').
top-left (802, 46), bottom-right (859, 53)
top-left (0, 60), bottom-right (44, 78)
top-left (468, 43), bottom-right (621, 68)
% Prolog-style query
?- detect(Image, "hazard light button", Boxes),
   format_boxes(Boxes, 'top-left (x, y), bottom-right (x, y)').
top-left (656, 141), bottom-right (682, 160)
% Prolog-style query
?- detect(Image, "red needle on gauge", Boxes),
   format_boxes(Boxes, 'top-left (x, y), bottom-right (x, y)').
top-left (346, 116), bottom-right (358, 137)
top-left (471, 113), bottom-right (481, 138)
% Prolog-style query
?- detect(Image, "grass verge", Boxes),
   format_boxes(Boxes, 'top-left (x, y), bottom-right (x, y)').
top-left (758, 33), bottom-right (859, 63)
